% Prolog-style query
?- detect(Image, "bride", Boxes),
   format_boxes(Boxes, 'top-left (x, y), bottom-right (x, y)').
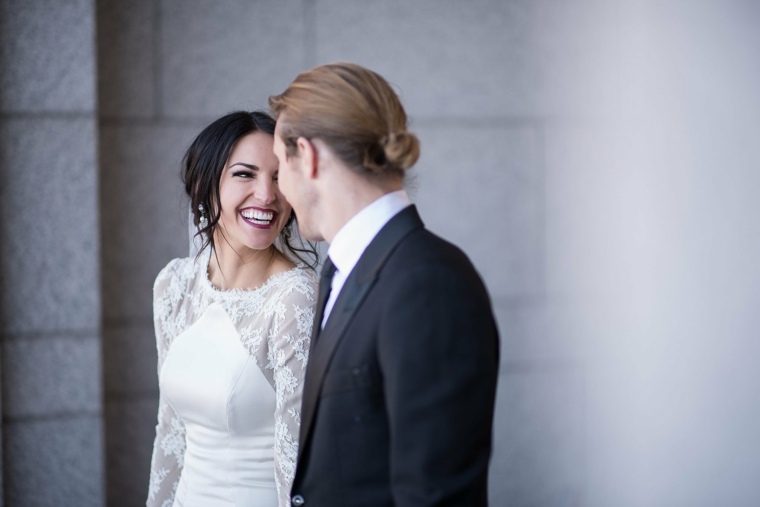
top-left (147, 111), bottom-right (318, 507)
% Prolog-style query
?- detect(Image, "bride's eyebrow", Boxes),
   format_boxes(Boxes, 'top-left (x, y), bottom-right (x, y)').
top-left (229, 162), bottom-right (259, 170)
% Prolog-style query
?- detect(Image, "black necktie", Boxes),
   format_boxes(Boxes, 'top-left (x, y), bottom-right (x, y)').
top-left (311, 256), bottom-right (337, 345)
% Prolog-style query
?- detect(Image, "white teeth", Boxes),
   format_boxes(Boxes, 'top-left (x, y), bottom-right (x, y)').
top-left (241, 210), bottom-right (274, 221)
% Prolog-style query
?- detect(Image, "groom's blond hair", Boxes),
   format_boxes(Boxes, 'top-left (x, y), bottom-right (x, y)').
top-left (269, 62), bottom-right (420, 180)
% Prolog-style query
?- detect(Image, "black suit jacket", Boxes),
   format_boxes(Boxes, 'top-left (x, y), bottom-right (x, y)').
top-left (291, 205), bottom-right (500, 507)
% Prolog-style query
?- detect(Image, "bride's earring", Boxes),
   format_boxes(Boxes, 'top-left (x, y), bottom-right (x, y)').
top-left (198, 204), bottom-right (209, 229)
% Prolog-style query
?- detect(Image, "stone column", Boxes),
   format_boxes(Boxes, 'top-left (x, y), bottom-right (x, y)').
top-left (0, 0), bottom-right (104, 505)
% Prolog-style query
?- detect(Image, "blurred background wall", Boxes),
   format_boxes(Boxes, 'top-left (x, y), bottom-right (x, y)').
top-left (1, 0), bottom-right (759, 506)
top-left (1, 0), bottom-right (103, 505)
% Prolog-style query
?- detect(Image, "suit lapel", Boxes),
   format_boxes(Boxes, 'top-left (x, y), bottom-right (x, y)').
top-left (297, 205), bottom-right (424, 460)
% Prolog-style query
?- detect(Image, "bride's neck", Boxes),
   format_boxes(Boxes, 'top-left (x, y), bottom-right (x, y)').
top-left (207, 241), bottom-right (280, 291)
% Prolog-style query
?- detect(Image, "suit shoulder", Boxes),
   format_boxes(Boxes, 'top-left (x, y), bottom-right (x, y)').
top-left (393, 227), bottom-right (478, 272)
top-left (383, 227), bottom-right (493, 301)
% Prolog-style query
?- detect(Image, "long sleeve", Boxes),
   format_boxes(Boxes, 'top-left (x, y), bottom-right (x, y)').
top-left (147, 394), bottom-right (186, 507)
top-left (147, 260), bottom-right (188, 507)
top-left (266, 278), bottom-right (316, 507)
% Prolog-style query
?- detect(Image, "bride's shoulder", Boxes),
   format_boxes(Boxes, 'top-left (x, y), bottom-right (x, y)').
top-left (270, 265), bottom-right (318, 301)
top-left (154, 256), bottom-right (200, 292)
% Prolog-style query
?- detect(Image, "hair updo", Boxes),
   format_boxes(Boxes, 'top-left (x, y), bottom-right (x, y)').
top-left (269, 62), bottom-right (420, 179)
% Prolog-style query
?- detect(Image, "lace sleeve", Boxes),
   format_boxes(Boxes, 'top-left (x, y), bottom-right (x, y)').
top-left (266, 271), bottom-right (316, 507)
top-left (147, 261), bottom-right (188, 507)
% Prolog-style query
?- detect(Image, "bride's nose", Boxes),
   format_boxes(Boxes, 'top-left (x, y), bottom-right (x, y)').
top-left (253, 178), bottom-right (276, 204)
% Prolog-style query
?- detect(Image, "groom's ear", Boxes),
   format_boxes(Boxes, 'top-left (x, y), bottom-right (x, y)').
top-left (296, 136), bottom-right (319, 180)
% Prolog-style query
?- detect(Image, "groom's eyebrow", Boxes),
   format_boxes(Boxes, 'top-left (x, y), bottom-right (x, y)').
top-left (229, 162), bottom-right (259, 170)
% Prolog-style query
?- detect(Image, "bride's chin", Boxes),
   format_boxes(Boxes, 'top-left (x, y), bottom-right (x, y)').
top-left (243, 239), bottom-right (278, 254)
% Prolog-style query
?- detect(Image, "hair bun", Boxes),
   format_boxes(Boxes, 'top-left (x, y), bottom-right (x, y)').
top-left (381, 131), bottom-right (420, 171)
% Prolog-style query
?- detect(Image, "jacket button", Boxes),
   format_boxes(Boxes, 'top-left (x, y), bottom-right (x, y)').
top-left (292, 494), bottom-right (305, 506)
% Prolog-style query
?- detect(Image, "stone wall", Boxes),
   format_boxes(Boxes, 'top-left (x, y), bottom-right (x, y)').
top-left (1, 1), bottom-right (759, 506)
top-left (0, 0), bottom-right (103, 505)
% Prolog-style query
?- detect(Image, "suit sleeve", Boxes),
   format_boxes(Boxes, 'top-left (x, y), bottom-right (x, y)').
top-left (377, 263), bottom-right (500, 507)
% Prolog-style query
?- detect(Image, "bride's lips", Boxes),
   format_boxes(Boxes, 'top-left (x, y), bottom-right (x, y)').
top-left (240, 206), bottom-right (278, 230)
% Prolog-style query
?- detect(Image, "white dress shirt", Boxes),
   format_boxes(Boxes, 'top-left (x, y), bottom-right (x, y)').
top-left (322, 189), bottom-right (412, 328)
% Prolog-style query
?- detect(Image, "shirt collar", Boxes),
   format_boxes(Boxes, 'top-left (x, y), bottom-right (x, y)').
top-left (327, 189), bottom-right (412, 275)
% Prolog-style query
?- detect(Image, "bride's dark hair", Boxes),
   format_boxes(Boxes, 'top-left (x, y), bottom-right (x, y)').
top-left (182, 110), bottom-right (318, 268)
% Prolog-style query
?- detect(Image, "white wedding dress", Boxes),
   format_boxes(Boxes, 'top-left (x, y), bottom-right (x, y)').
top-left (147, 252), bottom-right (317, 507)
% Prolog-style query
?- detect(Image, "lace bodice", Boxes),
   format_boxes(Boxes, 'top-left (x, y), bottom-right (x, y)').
top-left (147, 253), bottom-right (317, 507)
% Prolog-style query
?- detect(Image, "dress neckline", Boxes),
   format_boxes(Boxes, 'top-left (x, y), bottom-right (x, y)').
top-left (198, 249), bottom-right (306, 298)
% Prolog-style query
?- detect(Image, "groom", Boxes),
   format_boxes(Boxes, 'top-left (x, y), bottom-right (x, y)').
top-left (270, 62), bottom-right (500, 507)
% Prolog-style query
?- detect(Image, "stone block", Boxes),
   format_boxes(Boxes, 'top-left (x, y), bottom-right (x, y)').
top-left (2, 335), bottom-right (101, 418)
top-left (490, 370), bottom-right (585, 506)
top-left (97, 0), bottom-right (156, 117)
top-left (0, 0), bottom-right (95, 112)
top-left (103, 323), bottom-right (159, 396)
top-left (4, 415), bottom-right (104, 507)
top-left (411, 124), bottom-right (541, 300)
top-left (0, 118), bottom-right (99, 334)
top-left (160, 0), bottom-right (306, 118)
top-left (105, 397), bottom-right (158, 507)
top-left (315, 0), bottom-right (618, 119)
top-left (100, 123), bottom-right (197, 322)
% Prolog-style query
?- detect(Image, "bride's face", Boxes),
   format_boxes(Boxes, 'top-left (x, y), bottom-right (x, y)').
top-left (214, 132), bottom-right (292, 254)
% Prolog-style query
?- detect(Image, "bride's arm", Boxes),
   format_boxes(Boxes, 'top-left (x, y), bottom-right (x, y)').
top-left (147, 396), bottom-right (186, 507)
top-left (147, 261), bottom-right (187, 507)
top-left (267, 272), bottom-right (317, 507)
